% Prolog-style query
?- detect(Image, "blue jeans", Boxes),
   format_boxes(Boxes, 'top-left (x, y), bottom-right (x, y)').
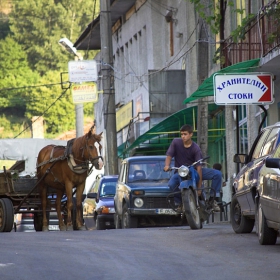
top-left (168, 168), bottom-right (222, 205)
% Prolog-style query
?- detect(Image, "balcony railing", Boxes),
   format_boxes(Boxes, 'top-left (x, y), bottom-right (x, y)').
top-left (221, 0), bottom-right (280, 67)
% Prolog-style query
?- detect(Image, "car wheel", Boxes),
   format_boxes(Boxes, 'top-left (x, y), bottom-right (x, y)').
top-left (114, 213), bottom-right (121, 229)
top-left (121, 204), bottom-right (138, 229)
top-left (230, 194), bottom-right (254, 233)
top-left (96, 216), bottom-right (105, 230)
top-left (0, 198), bottom-right (14, 232)
top-left (258, 202), bottom-right (277, 245)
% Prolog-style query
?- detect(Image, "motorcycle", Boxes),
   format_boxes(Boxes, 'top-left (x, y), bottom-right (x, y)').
top-left (169, 157), bottom-right (215, 230)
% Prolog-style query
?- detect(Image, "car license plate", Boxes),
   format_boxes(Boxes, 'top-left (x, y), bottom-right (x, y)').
top-left (49, 225), bottom-right (59, 231)
top-left (156, 209), bottom-right (177, 215)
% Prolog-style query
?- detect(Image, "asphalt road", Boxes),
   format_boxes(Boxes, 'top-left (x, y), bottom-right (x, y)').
top-left (1, 222), bottom-right (279, 280)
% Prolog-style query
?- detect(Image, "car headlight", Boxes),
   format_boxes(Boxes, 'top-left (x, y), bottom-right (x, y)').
top-left (178, 166), bottom-right (189, 177)
top-left (97, 206), bottom-right (115, 214)
top-left (134, 198), bottom-right (144, 207)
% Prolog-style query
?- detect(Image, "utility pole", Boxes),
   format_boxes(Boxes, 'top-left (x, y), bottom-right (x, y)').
top-left (75, 55), bottom-right (84, 138)
top-left (75, 103), bottom-right (84, 137)
top-left (100, 0), bottom-right (118, 175)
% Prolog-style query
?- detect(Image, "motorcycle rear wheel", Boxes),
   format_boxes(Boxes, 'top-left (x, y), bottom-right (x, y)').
top-left (182, 188), bottom-right (202, 230)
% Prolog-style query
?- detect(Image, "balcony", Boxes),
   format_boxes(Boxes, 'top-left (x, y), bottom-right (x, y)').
top-left (221, 0), bottom-right (280, 67)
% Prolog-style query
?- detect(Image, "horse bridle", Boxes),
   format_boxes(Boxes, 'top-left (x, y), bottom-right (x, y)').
top-left (84, 136), bottom-right (103, 164)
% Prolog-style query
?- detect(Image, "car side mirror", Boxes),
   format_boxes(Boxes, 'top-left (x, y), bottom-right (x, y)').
top-left (87, 192), bottom-right (97, 199)
top-left (265, 158), bottom-right (280, 169)
top-left (233, 154), bottom-right (248, 164)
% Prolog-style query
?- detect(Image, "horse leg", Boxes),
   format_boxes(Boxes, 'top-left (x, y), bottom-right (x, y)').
top-left (56, 190), bottom-right (66, 231)
top-left (75, 184), bottom-right (86, 230)
top-left (40, 185), bottom-right (49, 231)
top-left (65, 186), bottom-right (74, 231)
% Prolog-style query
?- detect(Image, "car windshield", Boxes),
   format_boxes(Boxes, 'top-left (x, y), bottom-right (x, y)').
top-left (128, 160), bottom-right (174, 183)
top-left (100, 180), bottom-right (117, 197)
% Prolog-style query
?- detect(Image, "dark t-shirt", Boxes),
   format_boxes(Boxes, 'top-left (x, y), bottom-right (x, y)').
top-left (166, 138), bottom-right (202, 167)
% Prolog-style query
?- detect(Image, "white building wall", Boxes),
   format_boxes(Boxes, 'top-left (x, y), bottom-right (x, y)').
top-left (93, 0), bottom-right (280, 206)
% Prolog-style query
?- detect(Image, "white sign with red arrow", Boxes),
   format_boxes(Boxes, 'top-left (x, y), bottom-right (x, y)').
top-left (214, 73), bottom-right (274, 105)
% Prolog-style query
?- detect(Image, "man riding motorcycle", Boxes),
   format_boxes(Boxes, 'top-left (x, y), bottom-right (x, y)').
top-left (164, 124), bottom-right (221, 212)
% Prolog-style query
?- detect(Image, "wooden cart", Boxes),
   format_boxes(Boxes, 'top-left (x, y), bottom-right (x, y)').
top-left (0, 167), bottom-right (65, 232)
top-left (0, 138), bottom-right (68, 232)
top-left (0, 138), bottom-right (102, 232)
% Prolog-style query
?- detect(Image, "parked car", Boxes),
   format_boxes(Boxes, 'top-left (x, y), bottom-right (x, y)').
top-left (15, 212), bottom-right (35, 232)
top-left (114, 155), bottom-right (186, 229)
top-left (15, 210), bottom-right (60, 232)
top-left (86, 174), bottom-right (118, 230)
top-left (231, 122), bottom-right (280, 234)
top-left (255, 144), bottom-right (280, 245)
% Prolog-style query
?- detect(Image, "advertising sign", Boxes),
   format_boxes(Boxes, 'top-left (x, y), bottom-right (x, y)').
top-left (214, 73), bottom-right (274, 105)
top-left (71, 82), bottom-right (98, 104)
top-left (68, 60), bottom-right (98, 82)
top-left (116, 101), bottom-right (133, 131)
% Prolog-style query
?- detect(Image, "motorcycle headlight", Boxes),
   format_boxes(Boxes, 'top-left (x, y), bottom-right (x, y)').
top-left (178, 166), bottom-right (189, 177)
top-left (134, 198), bottom-right (144, 207)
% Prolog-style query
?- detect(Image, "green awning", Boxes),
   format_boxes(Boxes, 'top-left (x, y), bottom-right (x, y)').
top-left (117, 142), bottom-right (126, 157)
top-left (120, 104), bottom-right (219, 158)
top-left (183, 58), bottom-right (260, 104)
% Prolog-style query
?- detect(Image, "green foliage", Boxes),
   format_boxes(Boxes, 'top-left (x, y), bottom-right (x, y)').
top-left (1, 0), bottom-right (99, 137)
top-left (83, 102), bottom-right (94, 116)
top-left (189, 0), bottom-right (229, 34)
top-left (25, 71), bottom-right (76, 135)
top-left (0, 0), bottom-right (10, 39)
top-left (8, 0), bottom-right (99, 75)
top-left (230, 13), bottom-right (255, 42)
top-left (262, 3), bottom-right (280, 45)
top-left (188, 0), bottom-right (257, 63)
top-left (0, 114), bottom-right (31, 138)
top-left (0, 36), bottom-right (40, 111)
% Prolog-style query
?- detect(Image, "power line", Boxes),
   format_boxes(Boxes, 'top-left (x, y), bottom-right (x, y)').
top-left (0, 82), bottom-right (70, 92)
top-left (13, 87), bottom-right (70, 138)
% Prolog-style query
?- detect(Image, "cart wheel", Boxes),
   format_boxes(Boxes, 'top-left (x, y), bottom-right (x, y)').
top-left (0, 198), bottom-right (14, 232)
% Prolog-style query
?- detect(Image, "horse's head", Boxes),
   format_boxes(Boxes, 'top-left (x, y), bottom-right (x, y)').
top-left (85, 126), bottom-right (103, 170)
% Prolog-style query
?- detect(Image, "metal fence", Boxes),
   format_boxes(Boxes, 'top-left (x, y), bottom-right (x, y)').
top-left (222, 0), bottom-right (280, 66)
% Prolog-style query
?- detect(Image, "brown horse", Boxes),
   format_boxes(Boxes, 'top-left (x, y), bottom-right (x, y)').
top-left (36, 125), bottom-right (103, 231)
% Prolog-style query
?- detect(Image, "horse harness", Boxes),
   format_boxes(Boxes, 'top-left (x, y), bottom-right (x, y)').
top-left (36, 137), bottom-right (103, 175)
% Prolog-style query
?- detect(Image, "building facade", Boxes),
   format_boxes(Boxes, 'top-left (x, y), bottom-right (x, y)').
top-left (74, 0), bottom-right (280, 203)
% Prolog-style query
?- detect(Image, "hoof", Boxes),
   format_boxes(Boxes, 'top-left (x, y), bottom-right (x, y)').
top-left (60, 225), bottom-right (66, 231)
top-left (42, 226), bottom-right (49, 232)
top-left (66, 225), bottom-right (74, 231)
top-left (77, 225), bottom-right (87, 231)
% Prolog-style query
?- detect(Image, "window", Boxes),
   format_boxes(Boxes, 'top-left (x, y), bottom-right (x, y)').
top-left (273, 143), bottom-right (280, 158)
top-left (100, 182), bottom-right (116, 196)
top-left (260, 127), bottom-right (280, 157)
top-left (251, 129), bottom-right (270, 159)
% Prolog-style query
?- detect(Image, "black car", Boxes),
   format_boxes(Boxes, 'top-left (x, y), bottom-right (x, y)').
top-left (86, 175), bottom-right (118, 230)
top-left (256, 144), bottom-right (280, 245)
top-left (231, 122), bottom-right (280, 234)
top-left (114, 156), bottom-right (186, 229)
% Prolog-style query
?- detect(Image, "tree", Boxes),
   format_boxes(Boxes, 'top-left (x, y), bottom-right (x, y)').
top-left (0, 0), bottom-right (11, 40)
top-left (0, 36), bottom-right (39, 112)
top-left (8, 0), bottom-right (99, 75)
top-left (25, 71), bottom-right (76, 135)
top-left (0, 0), bottom-right (99, 136)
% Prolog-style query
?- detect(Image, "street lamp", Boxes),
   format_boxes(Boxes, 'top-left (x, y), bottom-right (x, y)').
top-left (58, 37), bottom-right (84, 137)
